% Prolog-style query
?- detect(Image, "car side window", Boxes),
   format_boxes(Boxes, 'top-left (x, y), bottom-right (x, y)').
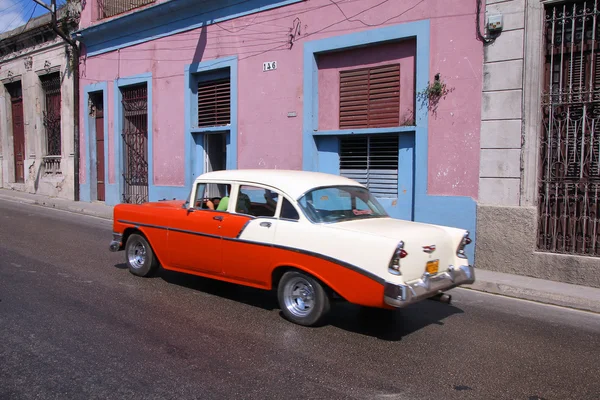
top-left (194, 183), bottom-right (230, 210)
top-left (280, 197), bottom-right (299, 221)
top-left (236, 185), bottom-right (278, 217)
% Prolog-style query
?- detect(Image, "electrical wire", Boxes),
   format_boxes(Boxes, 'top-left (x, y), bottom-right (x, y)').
top-left (17, 3), bottom-right (37, 34)
top-left (1, 1), bottom-right (34, 33)
top-left (0, 0), bottom-right (29, 14)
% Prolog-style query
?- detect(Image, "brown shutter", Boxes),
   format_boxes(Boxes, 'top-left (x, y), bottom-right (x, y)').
top-left (198, 77), bottom-right (231, 128)
top-left (339, 64), bottom-right (400, 129)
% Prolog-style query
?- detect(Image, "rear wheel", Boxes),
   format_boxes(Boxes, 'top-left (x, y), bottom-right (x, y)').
top-left (125, 233), bottom-right (158, 277)
top-left (277, 271), bottom-right (330, 326)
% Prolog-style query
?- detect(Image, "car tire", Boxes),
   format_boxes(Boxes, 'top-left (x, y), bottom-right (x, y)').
top-left (277, 271), bottom-right (330, 326)
top-left (125, 233), bottom-right (159, 277)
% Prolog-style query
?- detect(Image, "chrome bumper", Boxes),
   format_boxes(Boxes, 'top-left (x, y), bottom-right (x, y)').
top-left (109, 233), bottom-right (123, 252)
top-left (384, 265), bottom-right (475, 308)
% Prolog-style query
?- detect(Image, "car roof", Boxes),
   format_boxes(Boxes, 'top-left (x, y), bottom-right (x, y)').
top-left (195, 169), bottom-right (364, 199)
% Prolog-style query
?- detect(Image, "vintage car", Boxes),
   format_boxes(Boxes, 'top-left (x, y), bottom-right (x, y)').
top-left (109, 169), bottom-right (475, 326)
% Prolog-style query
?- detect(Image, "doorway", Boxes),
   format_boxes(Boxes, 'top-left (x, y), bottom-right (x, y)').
top-left (90, 92), bottom-right (105, 201)
top-left (6, 82), bottom-right (25, 183)
top-left (204, 133), bottom-right (227, 198)
top-left (204, 133), bottom-right (226, 173)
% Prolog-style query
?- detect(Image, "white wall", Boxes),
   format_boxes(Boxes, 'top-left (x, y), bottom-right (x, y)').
top-left (0, 39), bottom-right (75, 200)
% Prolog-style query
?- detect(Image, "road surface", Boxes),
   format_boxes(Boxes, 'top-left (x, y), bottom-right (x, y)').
top-left (1, 199), bottom-right (599, 400)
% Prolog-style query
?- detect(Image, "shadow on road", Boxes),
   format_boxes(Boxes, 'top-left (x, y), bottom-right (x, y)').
top-left (114, 263), bottom-right (464, 341)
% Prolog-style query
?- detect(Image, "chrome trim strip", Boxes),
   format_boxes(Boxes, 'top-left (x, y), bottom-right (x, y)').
top-left (116, 219), bottom-right (385, 285)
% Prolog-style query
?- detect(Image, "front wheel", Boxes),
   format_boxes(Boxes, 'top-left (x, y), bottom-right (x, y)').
top-left (125, 233), bottom-right (159, 277)
top-left (277, 271), bottom-right (330, 326)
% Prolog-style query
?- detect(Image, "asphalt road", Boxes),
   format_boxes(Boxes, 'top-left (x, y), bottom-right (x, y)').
top-left (0, 199), bottom-right (599, 400)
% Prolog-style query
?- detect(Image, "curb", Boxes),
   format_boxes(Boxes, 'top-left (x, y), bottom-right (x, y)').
top-left (462, 280), bottom-right (600, 314)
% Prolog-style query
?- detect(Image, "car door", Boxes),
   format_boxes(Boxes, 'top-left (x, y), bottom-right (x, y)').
top-left (167, 182), bottom-right (228, 275)
top-left (221, 184), bottom-right (279, 286)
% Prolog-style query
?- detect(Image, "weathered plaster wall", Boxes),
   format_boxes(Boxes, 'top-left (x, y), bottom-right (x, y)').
top-left (79, 0), bottom-right (483, 203)
top-left (477, 204), bottom-right (600, 288)
top-left (0, 42), bottom-right (75, 200)
top-left (476, 0), bottom-right (600, 288)
top-left (479, 0), bottom-right (525, 206)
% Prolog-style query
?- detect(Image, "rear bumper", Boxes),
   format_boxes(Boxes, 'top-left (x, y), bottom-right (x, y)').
top-left (383, 265), bottom-right (475, 308)
top-left (109, 233), bottom-right (123, 252)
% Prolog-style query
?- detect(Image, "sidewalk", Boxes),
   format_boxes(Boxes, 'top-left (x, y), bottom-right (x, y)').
top-left (0, 187), bottom-right (112, 220)
top-left (1, 188), bottom-right (599, 314)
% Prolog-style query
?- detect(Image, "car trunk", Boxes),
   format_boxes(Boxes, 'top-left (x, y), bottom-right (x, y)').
top-left (331, 217), bottom-right (459, 282)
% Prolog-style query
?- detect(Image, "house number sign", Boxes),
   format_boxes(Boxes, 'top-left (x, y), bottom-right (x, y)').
top-left (263, 61), bottom-right (277, 72)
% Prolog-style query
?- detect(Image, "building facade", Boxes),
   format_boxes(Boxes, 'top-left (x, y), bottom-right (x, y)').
top-left (0, 9), bottom-right (78, 200)
top-left (478, 0), bottom-right (600, 288)
top-left (76, 0), bottom-right (483, 261)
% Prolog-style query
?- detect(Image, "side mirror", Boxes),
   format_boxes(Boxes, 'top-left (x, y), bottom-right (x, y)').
top-left (186, 207), bottom-right (195, 215)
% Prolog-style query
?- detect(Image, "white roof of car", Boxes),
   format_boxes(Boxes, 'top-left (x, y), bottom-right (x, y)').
top-left (195, 169), bottom-right (364, 199)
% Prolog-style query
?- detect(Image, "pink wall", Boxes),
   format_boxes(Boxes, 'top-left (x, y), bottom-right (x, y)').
top-left (79, 0), bottom-right (482, 199)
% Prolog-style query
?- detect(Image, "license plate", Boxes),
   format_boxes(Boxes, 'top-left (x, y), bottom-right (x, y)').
top-left (426, 260), bottom-right (439, 274)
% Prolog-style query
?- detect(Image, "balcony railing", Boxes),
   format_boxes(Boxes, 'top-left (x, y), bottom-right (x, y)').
top-left (97, 0), bottom-right (155, 19)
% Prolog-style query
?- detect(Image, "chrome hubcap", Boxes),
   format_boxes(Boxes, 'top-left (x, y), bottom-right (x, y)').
top-left (283, 277), bottom-right (315, 318)
top-left (127, 240), bottom-right (146, 269)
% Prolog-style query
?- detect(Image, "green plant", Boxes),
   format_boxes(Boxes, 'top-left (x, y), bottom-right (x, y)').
top-left (417, 73), bottom-right (454, 115)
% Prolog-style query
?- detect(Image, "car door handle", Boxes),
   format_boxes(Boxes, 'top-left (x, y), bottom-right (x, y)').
top-left (213, 215), bottom-right (223, 221)
top-left (260, 222), bottom-right (272, 228)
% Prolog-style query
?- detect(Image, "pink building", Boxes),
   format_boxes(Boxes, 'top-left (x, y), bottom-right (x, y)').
top-left (76, 0), bottom-right (482, 259)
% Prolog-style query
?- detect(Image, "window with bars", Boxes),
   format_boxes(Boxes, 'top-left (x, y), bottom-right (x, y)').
top-left (339, 64), bottom-right (400, 129)
top-left (197, 77), bottom-right (231, 128)
top-left (339, 135), bottom-right (399, 197)
top-left (40, 72), bottom-right (61, 157)
top-left (97, 0), bottom-right (155, 19)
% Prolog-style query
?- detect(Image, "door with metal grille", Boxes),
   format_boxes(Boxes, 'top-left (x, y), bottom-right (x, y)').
top-left (7, 82), bottom-right (25, 183)
top-left (540, 1), bottom-right (600, 255)
top-left (41, 73), bottom-right (62, 157)
top-left (121, 84), bottom-right (148, 204)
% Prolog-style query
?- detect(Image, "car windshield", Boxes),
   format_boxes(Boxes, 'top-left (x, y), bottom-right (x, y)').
top-left (297, 185), bottom-right (388, 223)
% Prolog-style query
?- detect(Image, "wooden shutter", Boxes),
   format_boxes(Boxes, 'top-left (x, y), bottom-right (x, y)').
top-left (339, 64), bottom-right (400, 129)
top-left (198, 77), bottom-right (231, 127)
top-left (339, 135), bottom-right (399, 197)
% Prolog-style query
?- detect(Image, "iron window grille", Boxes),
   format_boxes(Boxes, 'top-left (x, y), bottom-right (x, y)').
top-left (197, 77), bottom-right (231, 127)
top-left (539, 0), bottom-right (600, 256)
top-left (97, 0), bottom-right (155, 19)
top-left (121, 84), bottom-right (149, 204)
top-left (40, 72), bottom-right (62, 158)
top-left (339, 134), bottom-right (399, 197)
top-left (339, 64), bottom-right (401, 129)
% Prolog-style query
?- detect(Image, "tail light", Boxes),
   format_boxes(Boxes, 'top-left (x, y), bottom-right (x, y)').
top-left (457, 232), bottom-right (472, 259)
top-left (388, 241), bottom-right (408, 275)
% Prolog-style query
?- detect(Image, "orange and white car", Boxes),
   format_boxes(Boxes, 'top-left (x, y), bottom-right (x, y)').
top-left (109, 169), bottom-right (475, 326)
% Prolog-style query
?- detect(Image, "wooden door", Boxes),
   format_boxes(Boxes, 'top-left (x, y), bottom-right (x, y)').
top-left (11, 95), bottom-right (25, 183)
top-left (95, 106), bottom-right (105, 201)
